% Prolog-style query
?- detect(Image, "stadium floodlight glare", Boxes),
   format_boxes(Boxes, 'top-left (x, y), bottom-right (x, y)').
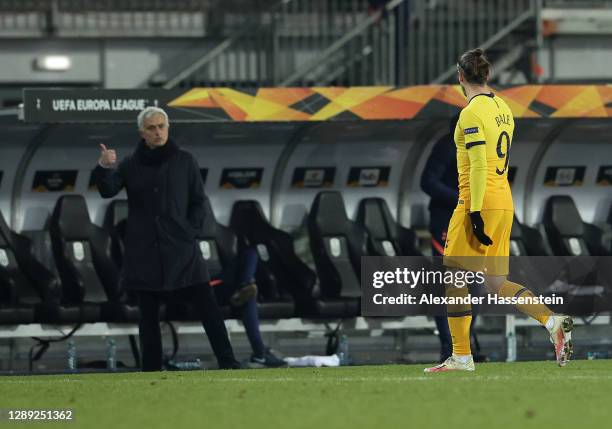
top-left (33, 55), bottom-right (72, 71)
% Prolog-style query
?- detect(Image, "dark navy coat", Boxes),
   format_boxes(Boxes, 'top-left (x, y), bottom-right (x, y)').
top-left (95, 139), bottom-right (210, 291)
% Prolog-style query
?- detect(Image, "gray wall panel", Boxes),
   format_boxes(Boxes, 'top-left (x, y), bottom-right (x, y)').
top-left (17, 125), bottom-right (135, 230)
top-left (0, 124), bottom-right (41, 227)
top-left (6, 118), bottom-right (612, 240)
top-left (179, 123), bottom-right (294, 226)
top-left (527, 121), bottom-right (612, 225)
top-left (275, 122), bottom-right (425, 231)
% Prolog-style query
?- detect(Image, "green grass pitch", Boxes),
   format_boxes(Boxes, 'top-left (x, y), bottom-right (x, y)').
top-left (1, 360), bottom-right (611, 429)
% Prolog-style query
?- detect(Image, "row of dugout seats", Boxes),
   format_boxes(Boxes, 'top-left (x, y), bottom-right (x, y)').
top-left (1, 193), bottom-right (611, 324)
top-left (0, 191), bottom-right (422, 324)
top-left (510, 195), bottom-right (611, 257)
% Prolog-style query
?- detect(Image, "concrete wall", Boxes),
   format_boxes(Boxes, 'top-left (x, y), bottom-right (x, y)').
top-left (0, 39), bottom-right (218, 88)
top-left (540, 36), bottom-right (612, 82)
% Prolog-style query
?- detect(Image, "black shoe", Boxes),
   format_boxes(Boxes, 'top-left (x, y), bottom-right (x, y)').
top-left (250, 348), bottom-right (287, 368)
top-left (218, 359), bottom-right (243, 370)
top-left (230, 283), bottom-right (258, 307)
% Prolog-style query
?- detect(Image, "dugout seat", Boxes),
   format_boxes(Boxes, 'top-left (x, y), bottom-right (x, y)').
top-left (543, 196), bottom-right (609, 256)
top-left (356, 197), bottom-right (421, 257)
top-left (50, 195), bottom-right (138, 322)
top-left (0, 213), bottom-right (38, 324)
top-left (510, 215), bottom-right (550, 257)
top-left (605, 204), bottom-right (612, 254)
top-left (228, 200), bottom-right (304, 318)
top-left (502, 216), bottom-right (558, 313)
top-left (230, 200), bottom-right (357, 317)
top-left (357, 197), bottom-right (440, 316)
top-left (0, 211), bottom-right (83, 324)
top-left (307, 192), bottom-right (366, 308)
top-left (103, 199), bottom-right (128, 269)
top-left (541, 196), bottom-right (611, 314)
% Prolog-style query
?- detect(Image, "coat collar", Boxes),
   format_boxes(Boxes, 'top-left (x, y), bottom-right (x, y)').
top-left (136, 138), bottom-right (179, 166)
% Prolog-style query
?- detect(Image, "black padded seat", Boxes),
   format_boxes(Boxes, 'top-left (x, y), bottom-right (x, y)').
top-left (543, 195), bottom-right (605, 256)
top-left (509, 215), bottom-right (550, 257)
top-left (0, 225), bottom-right (35, 324)
top-left (307, 192), bottom-right (367, 311)
top-left (103, 199), bottom-right (128, 269)
top-left (541, 196), bottom-right (612, 314)
top-left (605, 204), bottom-right (612, 255)
top-left (232, 199), bottom-right (362, 318)
top-left (50, 195), bottom-right (139, 323)
top-left (582, 223), bottom-right (611, 256)
top-left (0, 211), bottom-right (68, 324)
top-left (356, 197), bottom-right (434, 316)
top-left (314, 299), bottom-right (361, 318)
top-left (356, 197), bottom-right (421, 257)
top-left (227, 200), bottom-right (297, 319)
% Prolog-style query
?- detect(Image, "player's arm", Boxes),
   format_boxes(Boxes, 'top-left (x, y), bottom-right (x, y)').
top-left (461, 110), bottom-right (492, 245)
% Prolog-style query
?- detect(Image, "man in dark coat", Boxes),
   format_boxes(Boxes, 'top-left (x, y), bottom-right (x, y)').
top-left (95, 106), bottom-right (239, 371)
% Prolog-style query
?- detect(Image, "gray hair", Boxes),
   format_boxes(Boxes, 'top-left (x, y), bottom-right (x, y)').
top-left (137, 107), bottom-right (169, 130)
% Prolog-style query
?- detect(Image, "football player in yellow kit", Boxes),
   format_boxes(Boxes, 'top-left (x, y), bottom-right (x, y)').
top-left (424, 49), bottom-right (573, 372)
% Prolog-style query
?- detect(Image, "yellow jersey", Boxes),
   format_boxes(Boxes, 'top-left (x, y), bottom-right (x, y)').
top-left (454, 92), bottom-right (514, 212)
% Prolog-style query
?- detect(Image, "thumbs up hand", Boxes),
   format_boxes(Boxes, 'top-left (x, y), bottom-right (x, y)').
top-left (98, 143), bottom-right (117, 168)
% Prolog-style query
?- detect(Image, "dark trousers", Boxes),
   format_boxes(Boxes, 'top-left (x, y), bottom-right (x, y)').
top-left (430, 209), bottom-right (453, 361)
top-left (136, 283), bottom-right (237, 371)
top-left (214, 247), bottom-right (265, 358)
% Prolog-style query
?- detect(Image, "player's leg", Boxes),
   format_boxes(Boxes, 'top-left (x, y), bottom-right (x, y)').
top-left (485, 275), bottom-right (573, 366)
top-left (484, 275), bottom-right (552, 325)
top-left (424, 270), bottom-right (475, 372)
top-left (425, 210), bottom-right (476, 372)
top-left (483, 209), bottom-right (573, 365)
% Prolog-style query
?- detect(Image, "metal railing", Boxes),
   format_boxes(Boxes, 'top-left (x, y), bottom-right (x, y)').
top-left (0, 0), bottom-right (278, 37)
top-left (0, 0), bottom-right (539, 86)
top-left (428, 0), bottom-right (540, 83)
top-left (542, 0), bottom-right (612, 7)
top-left (280, 0), bottom-right (407, 87)
top-left (0, 0), bottom-right (49, 37)
top-left (283, 0), bottom-right (537, 87)
top-left (161, 0), bottom-right (372, 88)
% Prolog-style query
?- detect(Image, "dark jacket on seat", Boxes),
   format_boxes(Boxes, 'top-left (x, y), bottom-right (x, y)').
top-left (94, 139), bottom-right (210, 291)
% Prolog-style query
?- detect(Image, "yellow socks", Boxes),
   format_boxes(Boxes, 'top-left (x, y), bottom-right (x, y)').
top-left (448, 315), bottom-right (472, 356)
top-left (444, 279), bottom-right (554, 357)
top-left (446, 284), bottom-right (472, 356)
top-left (498, 280), bottom-right (552, 326)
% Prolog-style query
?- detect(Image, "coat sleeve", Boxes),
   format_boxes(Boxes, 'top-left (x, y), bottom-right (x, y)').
top-left (186, 155), bottom-right (209, 234)
top-left (420, 137), bottom-right (459, 206)
top-left (95, 157), bottom-right (128, 198)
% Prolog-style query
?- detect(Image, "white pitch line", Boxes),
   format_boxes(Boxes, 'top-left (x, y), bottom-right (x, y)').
top-left (3, 374), bottom-right (612, 384)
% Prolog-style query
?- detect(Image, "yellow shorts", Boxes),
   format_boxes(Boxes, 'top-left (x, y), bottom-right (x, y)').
top-left (443, 209), bottom-right (513, 276)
